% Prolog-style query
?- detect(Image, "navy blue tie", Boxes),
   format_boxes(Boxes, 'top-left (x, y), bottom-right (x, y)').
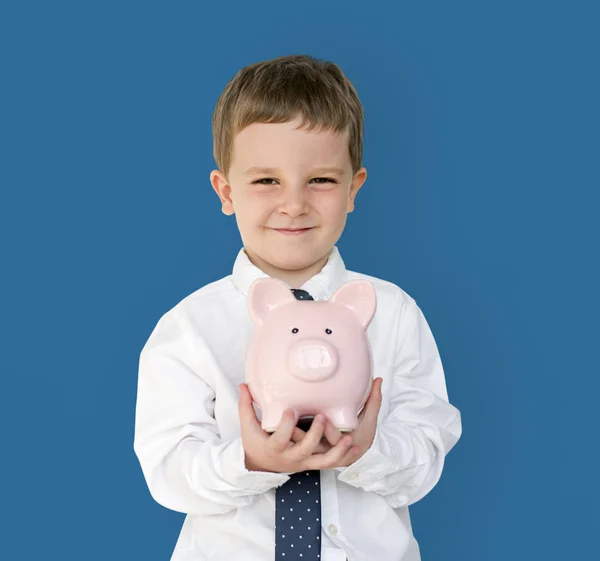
top-left (275, 288), bottom-right (321, 560)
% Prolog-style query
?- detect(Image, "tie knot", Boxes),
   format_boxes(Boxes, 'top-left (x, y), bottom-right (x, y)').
top-left (291, 288), bottom-right (314, 301)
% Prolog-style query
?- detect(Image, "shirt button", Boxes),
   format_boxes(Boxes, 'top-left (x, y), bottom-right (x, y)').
top-left (328, 524), bottom-right (338, 535)
top-left (348, 472), bottom-right (359, 480)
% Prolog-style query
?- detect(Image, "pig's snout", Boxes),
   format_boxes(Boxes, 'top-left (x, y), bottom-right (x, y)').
top-left (288, 339), bottom-right (338, 382)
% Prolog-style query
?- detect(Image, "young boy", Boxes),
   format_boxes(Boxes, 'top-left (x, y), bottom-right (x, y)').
top-left (133, 54), bottom-right (462, 561)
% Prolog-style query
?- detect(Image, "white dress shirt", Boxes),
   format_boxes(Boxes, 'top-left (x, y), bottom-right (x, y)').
top-left (133, 246), bottom-right (462, 561)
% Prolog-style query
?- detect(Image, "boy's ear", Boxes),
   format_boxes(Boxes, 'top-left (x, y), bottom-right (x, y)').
top-left (347, 167), bottom-right (367, 213)
top-left (210, 170), bottom-right (235, 215)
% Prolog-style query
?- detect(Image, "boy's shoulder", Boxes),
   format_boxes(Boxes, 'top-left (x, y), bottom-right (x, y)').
top-left (154, 273), bottom-right (238, 326)
top-left (180, 272), bottom-right (238, 308)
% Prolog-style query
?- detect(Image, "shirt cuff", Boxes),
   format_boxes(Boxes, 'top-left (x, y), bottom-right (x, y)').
top-left (335, 426), bottom-right (395, 488)
top-left (219, 437), bottom-right (291, 493)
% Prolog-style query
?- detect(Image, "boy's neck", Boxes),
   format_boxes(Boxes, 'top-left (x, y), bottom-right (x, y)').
top-left (244, 248), bottom-right (330, 289)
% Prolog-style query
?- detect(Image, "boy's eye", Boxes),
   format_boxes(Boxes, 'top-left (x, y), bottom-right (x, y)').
top-left (253, 178), bottom-right (278, 185)
top-left (251, 177), bottom-right (337, 185)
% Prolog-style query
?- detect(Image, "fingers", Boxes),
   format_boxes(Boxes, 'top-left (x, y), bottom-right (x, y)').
top-left (337, 445), bottom-right (362, 469)
top-left (322, 419), bottom-right (347, 446)
top-left (291, 427), bottom-right (306, 442)
top-left (268, 409), bottom-right (298, 453)
top-left (291, 426), bottom-right (331, 454)
top-left (314, 440), bottom-right (333, 454)
top-left (287, 415), bottom-right (326, 461)
top-left (239, 380), bottom-right (383, 473)
top-left (303, 434), bottom-right (355, 470)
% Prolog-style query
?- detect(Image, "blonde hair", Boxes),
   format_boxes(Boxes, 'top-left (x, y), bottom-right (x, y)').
top-left (212, 54), bottom-right (364, 179)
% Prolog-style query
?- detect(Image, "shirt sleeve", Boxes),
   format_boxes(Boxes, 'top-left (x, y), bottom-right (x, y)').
top-left (133, 310), bottom-right (290, 516)
top-left (335, 296), bottom-right (462, 508)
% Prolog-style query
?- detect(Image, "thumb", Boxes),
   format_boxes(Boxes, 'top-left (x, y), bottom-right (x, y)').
top-left (362, 378), bottom-right (383, 425)
top-left (238, 383), bottom-right (263, 434)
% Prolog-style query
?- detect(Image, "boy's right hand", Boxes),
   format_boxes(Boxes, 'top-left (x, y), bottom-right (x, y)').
top-left (238, 383), bottom-right (355, 473)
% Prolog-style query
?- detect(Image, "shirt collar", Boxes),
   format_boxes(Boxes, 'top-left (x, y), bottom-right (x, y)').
top-left (231, 246), bottom-right (348, 301)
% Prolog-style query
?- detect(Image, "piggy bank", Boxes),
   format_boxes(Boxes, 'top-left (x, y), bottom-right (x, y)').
top-left (245, 277), bottom-right (377, 432)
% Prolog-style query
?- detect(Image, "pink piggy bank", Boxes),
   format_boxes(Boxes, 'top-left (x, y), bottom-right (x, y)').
top-left (245, 277), bottom-right (377, 433)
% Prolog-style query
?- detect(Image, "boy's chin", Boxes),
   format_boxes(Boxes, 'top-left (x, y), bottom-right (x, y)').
top-left (267, 246), bottom-right (331, 271)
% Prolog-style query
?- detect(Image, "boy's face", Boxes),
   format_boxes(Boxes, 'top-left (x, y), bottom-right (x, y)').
top-left (210, 116), bottom-right (367, 281)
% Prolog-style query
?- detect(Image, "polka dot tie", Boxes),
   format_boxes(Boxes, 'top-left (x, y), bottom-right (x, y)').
top-left (275, 288), bottom-right (321, 560)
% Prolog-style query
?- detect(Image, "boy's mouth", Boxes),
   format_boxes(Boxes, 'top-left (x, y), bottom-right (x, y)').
top-left (272, 227), bottom-right (314, 236)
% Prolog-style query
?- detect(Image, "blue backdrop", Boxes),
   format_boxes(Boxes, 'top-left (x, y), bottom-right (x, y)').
top-left (1, 1), bottom-right (598, 559)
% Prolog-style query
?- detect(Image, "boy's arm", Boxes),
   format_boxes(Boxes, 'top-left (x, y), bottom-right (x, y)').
top-left (133, 311), bottom-right (290, 516)
top-left (335, 297), bottom-right (462, 508)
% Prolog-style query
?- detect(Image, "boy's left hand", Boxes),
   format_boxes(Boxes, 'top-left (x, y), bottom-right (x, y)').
top-left (292, 377), bottom-right (383, 468)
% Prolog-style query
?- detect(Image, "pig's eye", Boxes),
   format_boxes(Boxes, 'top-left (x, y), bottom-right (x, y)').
top-left (325, 328), bottom-right (332, 335)
top-left (292, 328), bottom-right (299, 334)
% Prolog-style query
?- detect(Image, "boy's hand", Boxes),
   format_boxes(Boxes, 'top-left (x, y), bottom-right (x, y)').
top-left (290, 377), bottom-right (384, 468)
top-left (238, 383), bottom-right (356, 473)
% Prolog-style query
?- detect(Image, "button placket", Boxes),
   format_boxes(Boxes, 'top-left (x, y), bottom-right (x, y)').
top-left (320, 470), bottom-right (346, 547)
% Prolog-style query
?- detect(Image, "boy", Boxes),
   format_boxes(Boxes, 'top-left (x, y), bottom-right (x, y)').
top-left (133, 54), bottom-right (462, 561)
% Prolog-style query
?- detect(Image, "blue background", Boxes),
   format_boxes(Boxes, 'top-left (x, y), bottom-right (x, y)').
top-left (1, 1), bottom-right (598, 559)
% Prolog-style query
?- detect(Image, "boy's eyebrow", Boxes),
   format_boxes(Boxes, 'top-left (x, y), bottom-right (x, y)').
top-left (244, 166), bottom-right (345, 176)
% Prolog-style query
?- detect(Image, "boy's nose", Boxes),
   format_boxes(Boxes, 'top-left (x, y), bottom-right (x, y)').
top-left (278, 187), bottom-right (309, 216)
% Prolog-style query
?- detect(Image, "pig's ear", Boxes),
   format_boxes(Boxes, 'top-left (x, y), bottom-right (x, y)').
top-left (330, 280), bottom-right (376, 328)
top-left (248, 278), bottom-right (295, 326)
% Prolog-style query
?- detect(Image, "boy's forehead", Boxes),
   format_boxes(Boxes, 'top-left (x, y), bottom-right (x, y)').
top-left (231, 121), bottom-right (350, 172)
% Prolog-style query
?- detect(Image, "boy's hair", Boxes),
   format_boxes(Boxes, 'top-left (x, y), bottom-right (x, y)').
top-left (212, 54), bottom-right (364, 180)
